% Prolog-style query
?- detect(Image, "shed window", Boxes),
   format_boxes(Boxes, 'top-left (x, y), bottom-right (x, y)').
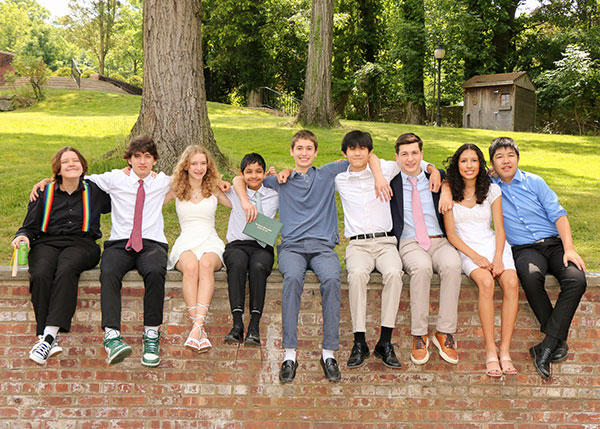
top-left (501, 93), bottom-right (510, 106)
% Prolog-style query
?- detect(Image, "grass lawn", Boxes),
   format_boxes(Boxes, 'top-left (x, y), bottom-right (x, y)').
top-left (1, 89), bottom-right (598, 271)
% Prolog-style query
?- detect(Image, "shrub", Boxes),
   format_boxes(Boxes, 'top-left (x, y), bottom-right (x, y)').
top-left (127, 75), bottom-right (143, 88)
top-left (110, 73), bottom-right (126, 82)
top-left (54, 67), bottom-right (71, 77)
top-left (80, 69), bottom-right (95, 79)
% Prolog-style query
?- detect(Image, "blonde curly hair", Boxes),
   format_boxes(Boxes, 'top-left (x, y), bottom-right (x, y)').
top-left (171, 145), bottom-right (220, 201)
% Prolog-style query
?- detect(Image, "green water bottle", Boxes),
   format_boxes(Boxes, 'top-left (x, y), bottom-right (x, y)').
top-left (18, 242), bottom-right (28, 265)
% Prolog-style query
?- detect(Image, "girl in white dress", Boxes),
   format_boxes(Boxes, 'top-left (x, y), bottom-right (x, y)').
top-left (443, 144), bottom-right (519, 377)
top-left (165, 146), bottom-right (231, 353)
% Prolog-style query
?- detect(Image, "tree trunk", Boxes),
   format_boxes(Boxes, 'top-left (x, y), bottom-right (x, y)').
top-left (130, 0), bottom-right (228, 174)
top-left (294, 0), bottom-right (340, 128)
top-left (399, 0), bottom-right (426, 125)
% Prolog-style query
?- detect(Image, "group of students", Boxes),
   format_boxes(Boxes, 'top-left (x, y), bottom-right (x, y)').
top-left (12, 130), bottom-right (586, 383)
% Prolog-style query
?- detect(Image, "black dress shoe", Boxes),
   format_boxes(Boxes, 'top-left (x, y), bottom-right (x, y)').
top-left (224, 326), bottom-right (243, 344)
top-left (244, 329), bottom-right (261, 347)
top-left (373, 342), bottom-right (402, 369)
top-left (279, 359), bottom-right (298, 383)
top-left (551, 340), bottom-right (569, 363)
top-left (347, 342), bottom-right (370, 368)
top-left (320, 357), bottom-right (341, 382)
top-left (529, 343), bottom-right (552, 379)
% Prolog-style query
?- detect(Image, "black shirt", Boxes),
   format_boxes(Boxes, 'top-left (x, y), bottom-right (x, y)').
top-left (15, 180), bottom-right (111, 242)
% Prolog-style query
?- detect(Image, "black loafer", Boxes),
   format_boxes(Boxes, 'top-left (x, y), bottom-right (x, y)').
top-left (244, 329), bottom-right (261, 347)
top-left (320, 357), bottom-right (341, 382)
top-left (279, 359), bottom-right (298, 384)
top-left (551, 340), bottom-right (569, 363)
top-left (529, 343), bottom-right (552, 379)
top-left (346, 342), bottom-right (370, 368)
top-left (224, 326), bottom-right (243, 344)
top-left (373, 342), bottom-right (402, 369)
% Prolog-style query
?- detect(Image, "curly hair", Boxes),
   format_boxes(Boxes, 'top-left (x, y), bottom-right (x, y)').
top-left (171, 145), bottom-right (220, 201)
top-left (444, 144), bottom-right (490, 204)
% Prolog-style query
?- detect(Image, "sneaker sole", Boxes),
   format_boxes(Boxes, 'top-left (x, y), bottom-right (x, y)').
top-left (48, 347), bottom-right (63, 358)
top-left (410, 350), bottom-right (430, 365)
top-left (431, 336), bottom-right (458, 364)
top-left (141, 358), bottom-right (160, 367)
top-left (29, 353), bottom-right (48, 366)
top-left (107, 346), bottom-right (132, 365)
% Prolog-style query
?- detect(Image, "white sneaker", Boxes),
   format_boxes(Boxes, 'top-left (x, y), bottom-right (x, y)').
top-left (29, 335), bottom-right (62, 365)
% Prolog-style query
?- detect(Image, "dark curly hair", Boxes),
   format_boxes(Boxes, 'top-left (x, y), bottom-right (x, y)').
top-left (444, 144), bottom-right (490, 204)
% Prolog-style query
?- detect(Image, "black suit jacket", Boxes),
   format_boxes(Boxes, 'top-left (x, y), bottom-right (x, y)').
top-left (390, 169), bottom-right (447, 244)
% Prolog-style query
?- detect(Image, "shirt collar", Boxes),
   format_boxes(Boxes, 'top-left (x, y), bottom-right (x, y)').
top-left (291, 166), bottom-right (315, 178)
top-left (247, 185), bottom-right (266, 197)
top-left (346, 164), bottom-right (371, 177)
top-left (400, 169), bottom-right (426, 183)
top-left (493, 168), bottom-right (523, 185)
top-left (129, 170), bottom-right (152, 185)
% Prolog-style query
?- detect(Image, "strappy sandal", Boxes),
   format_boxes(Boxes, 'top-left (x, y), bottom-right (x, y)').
top-left (184, 306), bottom-right (202, 352)
top-left (195, 304), bottom-right (212, 354)
top-left (499, 356), bottom-right (518, 375)
top-left (486, 357), bottom-right (502, 378)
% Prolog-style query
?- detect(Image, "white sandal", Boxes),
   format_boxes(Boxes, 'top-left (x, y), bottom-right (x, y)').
top-left (194, 304), bottom-right (212, 354)
top-left (184, 306), bottom-right (202, 352)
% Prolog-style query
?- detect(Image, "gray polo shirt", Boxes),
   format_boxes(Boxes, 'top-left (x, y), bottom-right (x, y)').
top-left (263, 161), bottom-right (349, 247)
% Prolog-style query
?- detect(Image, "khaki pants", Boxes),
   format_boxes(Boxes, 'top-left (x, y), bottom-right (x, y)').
top-left (345, 236), bottom-right (403, 333)
top-left (399, 237), bottom-right (461, 336)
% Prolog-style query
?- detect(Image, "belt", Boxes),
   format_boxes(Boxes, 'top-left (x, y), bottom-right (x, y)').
top-left (429, 235), bottom-right (444, 239)
top-left (534, 235), bottom-right (559, 244)
top-left (349, 231), bottom-right (393, 241)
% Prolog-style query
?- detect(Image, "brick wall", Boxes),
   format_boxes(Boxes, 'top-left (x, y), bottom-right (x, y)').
top-left (1, 267), bottom-right (599, 428)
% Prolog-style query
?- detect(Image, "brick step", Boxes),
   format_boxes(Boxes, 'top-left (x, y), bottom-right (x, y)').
top-left (1, 267), bottom-right (599, 427)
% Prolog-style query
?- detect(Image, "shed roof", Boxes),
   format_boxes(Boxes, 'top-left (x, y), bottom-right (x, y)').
top-left (0, 51), bottom-right (15, 57)
top-left (462, 72), bottom-right (535, 90)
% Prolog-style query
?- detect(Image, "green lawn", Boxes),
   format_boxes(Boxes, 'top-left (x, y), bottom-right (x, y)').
top-left (1, 89), bottom-right (598, 270)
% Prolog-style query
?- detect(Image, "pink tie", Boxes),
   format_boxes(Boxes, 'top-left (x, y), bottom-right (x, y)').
top-left (408, 177), bottom-right (430, 251)
top-left (126, 179), bottom-right (144, 252)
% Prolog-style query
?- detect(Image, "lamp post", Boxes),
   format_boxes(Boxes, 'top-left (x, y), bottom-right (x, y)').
top-left (434, 44), bottom-right (445, 127)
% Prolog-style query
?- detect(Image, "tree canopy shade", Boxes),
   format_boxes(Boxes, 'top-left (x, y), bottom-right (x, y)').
top-left (130, 0), bottom-right (227, 173)
top-left (295, 0), bottom-right (340, 127)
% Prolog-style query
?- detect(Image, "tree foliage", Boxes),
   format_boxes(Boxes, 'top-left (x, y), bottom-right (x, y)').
top-left (6, 55), bottom-right (50, 100)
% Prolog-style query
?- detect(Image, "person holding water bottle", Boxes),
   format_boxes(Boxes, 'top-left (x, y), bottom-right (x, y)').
top-left (12, 147), bottom-right (110, 365)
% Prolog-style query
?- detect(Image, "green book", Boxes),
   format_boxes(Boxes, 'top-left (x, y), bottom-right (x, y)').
top-left (243, 213), bottom-right (283, 247)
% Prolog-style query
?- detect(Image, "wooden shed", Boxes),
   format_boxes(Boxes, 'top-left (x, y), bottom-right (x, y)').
top-left (0, 51), bottom-right (15, 85)
top-left (462, 72), bottom-right (536, 132)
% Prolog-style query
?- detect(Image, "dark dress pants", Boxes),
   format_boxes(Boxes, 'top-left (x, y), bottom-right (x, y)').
top-left (28, 235), bottom-right (100, 336)
top-left (512, 237), bottom-right (586, 341)
top-left (100, 239), bottom-right (168, 330)
top-left (223, 240), bottom-right (274, 316)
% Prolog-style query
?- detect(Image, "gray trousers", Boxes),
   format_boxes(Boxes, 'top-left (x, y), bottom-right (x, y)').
top-left (278, 239), bottom-right (341, 350)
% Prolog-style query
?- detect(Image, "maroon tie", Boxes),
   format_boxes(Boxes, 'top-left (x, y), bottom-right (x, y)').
top-left (126, 179), bottom-right (145, 252)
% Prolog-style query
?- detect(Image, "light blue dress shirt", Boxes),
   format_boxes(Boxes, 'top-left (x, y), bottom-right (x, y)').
top-left (491, 169), bottom-right (566, 246)
top-left (400, 170), bottom-right (444, 240)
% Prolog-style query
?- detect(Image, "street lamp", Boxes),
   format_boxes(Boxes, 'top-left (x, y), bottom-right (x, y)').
top-left (434, 44), bottom-right (446, 127)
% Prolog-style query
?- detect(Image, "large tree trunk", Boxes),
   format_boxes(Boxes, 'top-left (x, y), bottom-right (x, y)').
top-left (398, 0), bottom-right (426, 124)
top-left (294, 0), bottom-right (340, 128)
top-left (130, 0), bottom-right (228, 173)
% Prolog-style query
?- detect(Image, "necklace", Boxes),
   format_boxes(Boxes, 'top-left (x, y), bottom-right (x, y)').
top-left (464, 192), bottom-right (475, 201)
top-left (192, 190), bottom-right (202, 199)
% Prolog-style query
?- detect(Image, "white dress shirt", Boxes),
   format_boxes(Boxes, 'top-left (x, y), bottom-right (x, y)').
top-left (225, 185), bottom-right (279, 243)
top-left (335, 160), bottom-right (400, 238)
top-left (87, 170), bottom-right (171, 244)
top-left (400, 170), bottom-right (444, 239)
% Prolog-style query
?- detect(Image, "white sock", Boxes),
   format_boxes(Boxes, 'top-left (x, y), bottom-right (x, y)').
top-left (322, 349), bottom-right (334, 361)
top-left (284, 348), bottom-right (296, 362)
top-left (144, 326), bottom-right (159, 338)
top-left (104, 328), bottom-right (120, 340)
top-left (43, 326), bottom-right (59, 342)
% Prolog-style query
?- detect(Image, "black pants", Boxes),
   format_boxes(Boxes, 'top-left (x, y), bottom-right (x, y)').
top-left (512, 237), bottom-right (586, 341)
top-left (28, 235), bottom-right (100, 336)
top-left (223, 240), bottom-right (274, 317)
top-left (100, 239), bottom-right (168, 330)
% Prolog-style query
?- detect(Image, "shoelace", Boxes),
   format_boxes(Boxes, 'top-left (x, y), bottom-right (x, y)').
top-left (444, 334), bottom-right (455, 349)
top-left (143, 333), bottom-right (159, 354)
top-left (34, 341), bottom-right (51, 358)
top-left (415, 336), bottom-right (426, 349)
